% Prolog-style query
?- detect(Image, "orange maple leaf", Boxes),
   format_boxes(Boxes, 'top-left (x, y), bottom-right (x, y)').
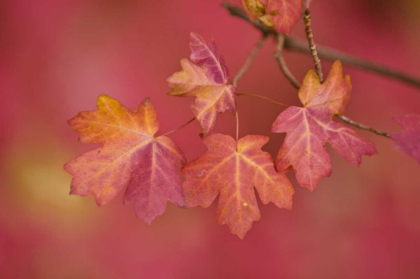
top-left (272, 60), bottom-right (377, 191)
top-left (167, 32), bottom-right (236, 136)
top-left (64, 95), bottom-right (186, 224)
top-left (242, 0), bottom-right (303, 34)
top-left (182, 134), bottom-right (294, 239)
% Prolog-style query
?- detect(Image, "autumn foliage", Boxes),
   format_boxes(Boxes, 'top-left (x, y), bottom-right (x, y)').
top-left (272, 61), bottom-right (377, 191)
top-left (167, 32), bottom-right (236, 136)
top-left (241, 0), bottom-right (303, 34)
top-left (64, 96), bottom-right (186, 223)
top-left (183, 134), bottom-right (293, 238)
top-left (64, 1), bottom-right (420, 238)
top-left (391, 115), bottom-right (420, 163)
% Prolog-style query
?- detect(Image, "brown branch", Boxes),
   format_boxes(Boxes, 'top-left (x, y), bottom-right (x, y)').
top-left (232, 35), bottom-right (268, 87)
top-left (336, 115), bottom-right (391, 138)
top-left (222, 1), bottom-right (420, 89)
top-left (283, 37), bottom-right (420, 89)
top-left (303, 9), bottom-right (323, 82)
top-left (275, 34), bottom-right (302, 89)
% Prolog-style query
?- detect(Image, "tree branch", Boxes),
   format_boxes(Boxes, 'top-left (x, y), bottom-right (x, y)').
top-left (275, 34), bottom-right (301, 89)
top-left (303, 9), bottom-right (323, 82)
top-left (336, 115), bottom-right (391, 138)
top-left (222, 1), bottom-right (420, 89)
top-left (284, 37), bottom-right (420, 89)
top-left (232, 35), bottom-right (268, 87)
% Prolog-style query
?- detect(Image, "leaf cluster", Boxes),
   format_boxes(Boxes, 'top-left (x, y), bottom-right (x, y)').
top-left (65, 1), bottom-right (420, 238)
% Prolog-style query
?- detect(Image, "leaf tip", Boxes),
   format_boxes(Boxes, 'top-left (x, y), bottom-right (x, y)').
top-left (307, 185), bottom-right (317, 192)
top-left (67, 117), bottom-right (75, 127)
top-left (345, 74), bottom-right (352, 87)
top-left (142, 217), bottom-right (154, 225)
top-left (97, 94), bottom-right (112, 106)
top-left (142, 96), bottom-right (152, 104)
top-left (304, 69), bottom-right (319, 83)
top-left (189, 31), bottom-right (201, 42)
top-left (63, 161), bottom-right (71, 173)
top-left (332, 59), bottom-right (343, 69)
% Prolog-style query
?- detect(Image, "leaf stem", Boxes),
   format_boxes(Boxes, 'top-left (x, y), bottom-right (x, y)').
top-left (335, 115), bottom-right (391, 138)
top-left (222, 1), bottom-right (420, 89)
top-left (235, 111), bottom-right (240, 142)
top-left (232, 35), bottom-right (268, 87)
top-left (236, 92), bottom-right (291, 107)
top-left (304, 9), bottom-right (323, 82)
top-left (160, 117), bottom-right (196, 137)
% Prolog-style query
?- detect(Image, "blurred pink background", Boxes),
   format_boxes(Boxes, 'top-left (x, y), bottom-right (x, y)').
top-left (1, 0), bottom-right (420, 278)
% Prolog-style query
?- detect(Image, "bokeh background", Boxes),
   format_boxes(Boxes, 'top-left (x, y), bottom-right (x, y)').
top-left (1, 0), bottom-right (420, 278)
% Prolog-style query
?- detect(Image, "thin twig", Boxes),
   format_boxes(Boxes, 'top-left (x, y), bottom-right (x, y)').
top-left (222, 1), bottom-right (420, 89)
top-left (303, 9), bottom-right (323, 82)
top-left (161, 117), bottom-right (196, 137)
top-left (232, 36), bottom-right (268, 87)
top-left (236, 92), bottom-right (291, 107)
top-left (232, 35), bottom-right (268, 142)
top-left (336, 115), bottom-right (391, 138)
top-left (275, 34), bottom-right (302, 89)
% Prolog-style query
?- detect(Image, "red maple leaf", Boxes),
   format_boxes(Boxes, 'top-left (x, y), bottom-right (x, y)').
top-left (272, 61), bottom-right (377, 191)
top-left (167, 32), bottom-right (236, 135)
top-left (391, 114), bottom-right (420, 163)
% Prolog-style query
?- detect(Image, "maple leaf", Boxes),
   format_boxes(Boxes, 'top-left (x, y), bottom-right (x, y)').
top-left (64, 95), bottom-right (186, 224)
top-left (241, 0), bottom-right (273, 26)
top-left (391, 114), bottom-right (420, 163)
top-left (242, 0), bottom-right (303, 34)
top-left (271, 60), bottom-right (377, 191)
top-left (182, 134), bottom-right (294, 239)
top-left (167, 32), bottom-right (236, 136)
